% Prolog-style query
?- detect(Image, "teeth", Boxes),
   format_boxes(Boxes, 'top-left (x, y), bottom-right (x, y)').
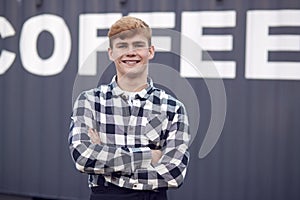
top-left (124, 61), bottom-right (138, 64)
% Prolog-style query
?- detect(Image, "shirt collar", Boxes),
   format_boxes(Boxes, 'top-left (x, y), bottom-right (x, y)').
top-left (108, 75), bottom-right (155, 100)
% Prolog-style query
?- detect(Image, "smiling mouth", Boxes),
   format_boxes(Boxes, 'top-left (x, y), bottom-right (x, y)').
top-left (122, 60), bottom-right (141, 65)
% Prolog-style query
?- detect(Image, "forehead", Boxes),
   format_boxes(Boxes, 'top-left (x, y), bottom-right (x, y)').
top-left (111, 33), bottom-right (148, 46)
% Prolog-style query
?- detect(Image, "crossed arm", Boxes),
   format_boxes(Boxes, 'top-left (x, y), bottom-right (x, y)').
top-left (88, 128), bottom-right (163, 165)
top-left (69, 91), bottom-right (190, 188)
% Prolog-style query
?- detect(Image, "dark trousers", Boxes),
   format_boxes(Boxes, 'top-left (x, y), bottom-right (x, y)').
top-left (90, 177), bottom-right (167, 200)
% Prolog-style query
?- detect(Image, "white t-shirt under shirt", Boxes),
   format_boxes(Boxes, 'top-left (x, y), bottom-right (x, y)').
top-left (122, 91), bottom-right (138, 107)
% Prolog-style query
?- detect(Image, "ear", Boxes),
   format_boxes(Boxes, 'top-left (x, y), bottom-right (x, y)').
top-left (148, 45), bottom-right (155, 60)
top-left (108, 47), bottom-right (114, 61)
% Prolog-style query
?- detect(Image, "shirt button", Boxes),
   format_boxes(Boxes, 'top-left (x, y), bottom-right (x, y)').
top-left (121, 94), bottom-right (127, 100)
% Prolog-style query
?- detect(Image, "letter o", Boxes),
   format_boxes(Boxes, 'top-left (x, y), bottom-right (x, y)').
top-left (20, 14), bottom-right (71, 76)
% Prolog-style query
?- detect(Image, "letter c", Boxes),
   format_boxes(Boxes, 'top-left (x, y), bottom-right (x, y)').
top-left (0, 17), bottom-right (16, 75)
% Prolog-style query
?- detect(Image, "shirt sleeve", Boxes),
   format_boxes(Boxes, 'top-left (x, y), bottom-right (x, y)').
top-left (132, 104), bottom-right (190, 189)
top-left (68, 91), bottom-right (152, 175)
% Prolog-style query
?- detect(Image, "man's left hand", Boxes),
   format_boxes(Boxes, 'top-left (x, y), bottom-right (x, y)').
top-left (88, 128), bottom-right (101, 144)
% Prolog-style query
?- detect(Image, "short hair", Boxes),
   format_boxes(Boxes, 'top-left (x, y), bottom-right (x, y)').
top-left (108, 16), bottom-right (152, 48)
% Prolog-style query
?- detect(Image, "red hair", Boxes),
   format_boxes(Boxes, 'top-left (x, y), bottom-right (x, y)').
top-left (108, 16), bottom-right (152, 48)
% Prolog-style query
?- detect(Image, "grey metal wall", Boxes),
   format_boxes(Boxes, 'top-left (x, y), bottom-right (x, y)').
top-left (1, 0), bottom-right (300, 200)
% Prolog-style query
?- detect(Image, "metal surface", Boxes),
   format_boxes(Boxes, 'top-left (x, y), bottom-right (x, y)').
top-left (1, 0), bottom-right (300, 199)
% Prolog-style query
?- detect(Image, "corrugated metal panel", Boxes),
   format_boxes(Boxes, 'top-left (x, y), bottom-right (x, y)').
top-left (1, 0), bottom-right (300, 199)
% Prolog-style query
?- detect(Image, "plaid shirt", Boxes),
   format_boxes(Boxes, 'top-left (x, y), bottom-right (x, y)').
top-left (69, 76), bottom-right (190, 190)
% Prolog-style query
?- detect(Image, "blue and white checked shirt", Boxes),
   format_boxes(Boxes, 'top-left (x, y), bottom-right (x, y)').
top-left (69, 76), bottom-right (190, 190)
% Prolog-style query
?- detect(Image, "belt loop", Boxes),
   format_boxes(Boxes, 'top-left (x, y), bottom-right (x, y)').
top-left (97, 175), bottom-right (109, 187)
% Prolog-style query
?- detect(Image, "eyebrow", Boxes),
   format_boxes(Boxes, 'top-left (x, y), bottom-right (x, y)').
top-left (115, 42), bottom-right (127, 46)
top-left (133, 41), bottom-right (146, 45)
top-left (115, 41), bottom-right (147, 46)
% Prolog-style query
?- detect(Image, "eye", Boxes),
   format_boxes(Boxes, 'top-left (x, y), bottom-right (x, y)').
top-left (134, 43), bottom-right (146, 48)
top-left (117, 44), bottom-right (127, 49)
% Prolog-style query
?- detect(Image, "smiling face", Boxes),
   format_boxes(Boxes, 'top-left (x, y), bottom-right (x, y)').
top-left (108, 33), bottom-right (155, 79)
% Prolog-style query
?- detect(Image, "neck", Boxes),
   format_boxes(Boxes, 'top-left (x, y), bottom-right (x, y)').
top-left (116, 73), bottom-right (148, 92)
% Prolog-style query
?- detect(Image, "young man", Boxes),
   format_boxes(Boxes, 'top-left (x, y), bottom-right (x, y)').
top-left (69, 16), bottom-right (190, 200)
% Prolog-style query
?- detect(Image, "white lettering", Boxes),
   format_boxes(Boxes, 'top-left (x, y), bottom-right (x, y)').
top-left (128, 12), bottom-right (175, 51)
top-left (180, 11), bottom-right (236, 78)
top-left (246, 10), bottom-right (300, 80)
top-left (78, 13), bottom-right (122, 75)
top-left (1, 10), bottom-right (300, 79)
top-left (0, 17), bottom-right (16, 74)
top-left (20, 14), bottom-right (71, 76)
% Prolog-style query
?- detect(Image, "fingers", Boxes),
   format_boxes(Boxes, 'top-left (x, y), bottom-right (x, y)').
top-left (151, 150), bottom-right (162, 165)
top-left (88, 128), bottom-right (95, 136)
top-left (88, 128), bottom-right (101, 144)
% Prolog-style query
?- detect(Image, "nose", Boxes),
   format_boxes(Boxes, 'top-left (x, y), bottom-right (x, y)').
top-left (125, 46), bottom-right (137, 56)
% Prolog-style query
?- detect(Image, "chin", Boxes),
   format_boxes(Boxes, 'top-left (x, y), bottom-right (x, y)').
top-left (119, 64), bottom-right (147, 77)
top-left (123, 70), bottom-right (145, 79)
